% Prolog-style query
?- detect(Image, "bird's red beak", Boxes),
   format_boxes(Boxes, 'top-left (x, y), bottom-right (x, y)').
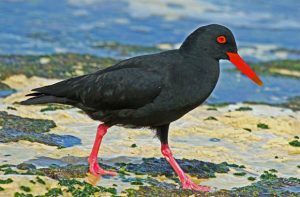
top-left (227, 52), bottom-right (263, 86)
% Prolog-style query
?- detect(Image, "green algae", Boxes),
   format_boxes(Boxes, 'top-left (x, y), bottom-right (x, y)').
top-left (43, 188), bottom-right (63, 197)
top-left (233, 172), bottom-right (247, 176)
top-left (0, 111), bottom-right (56, 133)
top-left (204, 116), bottom-right (218, 121)
top-left (269, 169), bottom-right (278, 173)
top-left (207, 107), bottom-right (218, 111)
top-left (248, 177), bottom-right (256, 181)
top-left (130, 143), bottom-right (137, 148)
top-left (243, 128), bottom-right (252, 132)
top-left (257, 123), bottom-right (269, 129)
top-left (40, 104), bottom-right (73, 112)
top-left (0, 178), bottom-right (13, 184)
top-left (222, 162), bottom-right (246, 169)
top-left (36, 177), bottom-right (46, 185)
top-left (260, 171), bottom-right (277, 180)
top-left (235, 106), bottom-right (253, 111)
top-left (0, 53), bottom-right (117, 80)
top-left (29, 180), bottom-right (36, 184)
top-left (20, 186), bottom-right (31, 192)
top-left (14, 192), bottom-right (34, 197)
top-left (7, 106), bottom-right (17, 111)
top-left (207, 102), bottom-right (231, 108)
top-left (58, 179), bottom-right (116, 196)
top-left (289, 140), bottom-right (300, 147)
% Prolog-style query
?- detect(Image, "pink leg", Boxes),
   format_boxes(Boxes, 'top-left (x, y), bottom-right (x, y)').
top-left (88, 124), bottom-right (117, 176)
top-left (161, 144), bottom-right (210, 192)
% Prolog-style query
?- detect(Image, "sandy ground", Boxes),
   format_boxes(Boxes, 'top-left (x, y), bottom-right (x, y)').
top-left (1, 75), bottom-right (300, 195)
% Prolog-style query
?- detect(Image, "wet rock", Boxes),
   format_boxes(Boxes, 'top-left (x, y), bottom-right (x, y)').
top-left (0, 128), bottom-right (81, 148)
top-left (0, 53), bottom-right (117, 80)
top-left (16, 163), bottom-right (36, 171)
top-left (40, 165), bottom-right (89, 180)
top-left (0, 111), bottom-right (56, 133)
top-left (120, 157), bottom-right (229, 179)
top-left (0, 82), bottom-right (16, 98)
top-left (39, 163), bottom-right (114, 180)
top-left (0, 111), bottom-right (80, 148)
top-left (125, 178), bottom-right (206, 196)
top-left (127, 175), bottom-right (300, 196)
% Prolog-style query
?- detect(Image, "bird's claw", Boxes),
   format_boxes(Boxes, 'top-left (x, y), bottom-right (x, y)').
top-left (182, 178), bottom-right (211, 192)
top-left (88, 159), bottom-right (117, 176)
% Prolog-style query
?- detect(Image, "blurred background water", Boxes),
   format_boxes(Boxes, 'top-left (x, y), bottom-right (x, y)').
top-left (0, 0), bottom-right (300, 104)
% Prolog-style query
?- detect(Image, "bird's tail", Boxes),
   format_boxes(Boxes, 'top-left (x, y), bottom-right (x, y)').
top-left (20, 93), bottom-right (75, 105)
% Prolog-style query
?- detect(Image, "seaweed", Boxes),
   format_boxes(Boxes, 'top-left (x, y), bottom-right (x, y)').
top-left (0, 178), bottom-right (13, 184)
top-left (40, 104), bottom-right (73, 112)
top-left (289, 140), bottom-right (300, 147)
top-left (204, 116), bottom-right (218, 121)
top-left (20, 186), bottom-right (31, 192)
top-left (233, 172), bottom-right (247, 176)
top-left (235, 106), bottom-right (253, 111)
top-left (257, 123), bottom-right (269, 129)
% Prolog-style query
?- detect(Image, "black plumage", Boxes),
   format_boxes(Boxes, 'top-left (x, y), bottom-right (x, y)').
top-left (21, 24), bottom-right (263, 191)
top-left (22, 24), bottom-right (234, 128)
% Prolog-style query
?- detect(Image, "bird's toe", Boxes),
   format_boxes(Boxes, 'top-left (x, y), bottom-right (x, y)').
top-left (182, 178), bottom-right (211, 192)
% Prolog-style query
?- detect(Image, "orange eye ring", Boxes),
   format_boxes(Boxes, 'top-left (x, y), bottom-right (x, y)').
top-left (217, 35), bottom-right (227, 44)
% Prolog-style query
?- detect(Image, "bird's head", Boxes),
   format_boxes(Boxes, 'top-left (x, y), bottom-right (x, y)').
top-left (180, 24), bottom-right (263, 86)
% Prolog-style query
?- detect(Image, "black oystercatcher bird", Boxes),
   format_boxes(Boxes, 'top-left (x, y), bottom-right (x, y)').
top-left (21, 24), bottom-right (263, 191)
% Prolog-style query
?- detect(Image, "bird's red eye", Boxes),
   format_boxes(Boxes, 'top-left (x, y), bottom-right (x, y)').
top-left (217, 35), bottom-right (227, 44)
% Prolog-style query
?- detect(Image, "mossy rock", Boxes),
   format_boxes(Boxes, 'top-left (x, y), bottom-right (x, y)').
top-left (0, 111), bottom-right (56, 133)
top-left (0, 128), bottom-right (81, 148)
top-left (120, 157), bottom-right (229, 179)
top-left (0, 53), bottom-right (117, 80)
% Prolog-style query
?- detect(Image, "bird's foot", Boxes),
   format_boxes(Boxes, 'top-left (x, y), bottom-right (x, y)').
top-left (181, 177), bottom-right (210, 192)
top-left (88, 158), bottom-right (117, 176)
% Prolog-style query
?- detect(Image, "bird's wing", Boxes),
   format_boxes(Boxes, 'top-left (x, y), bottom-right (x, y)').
top-left (30, 56), bottom-right (163, 110)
